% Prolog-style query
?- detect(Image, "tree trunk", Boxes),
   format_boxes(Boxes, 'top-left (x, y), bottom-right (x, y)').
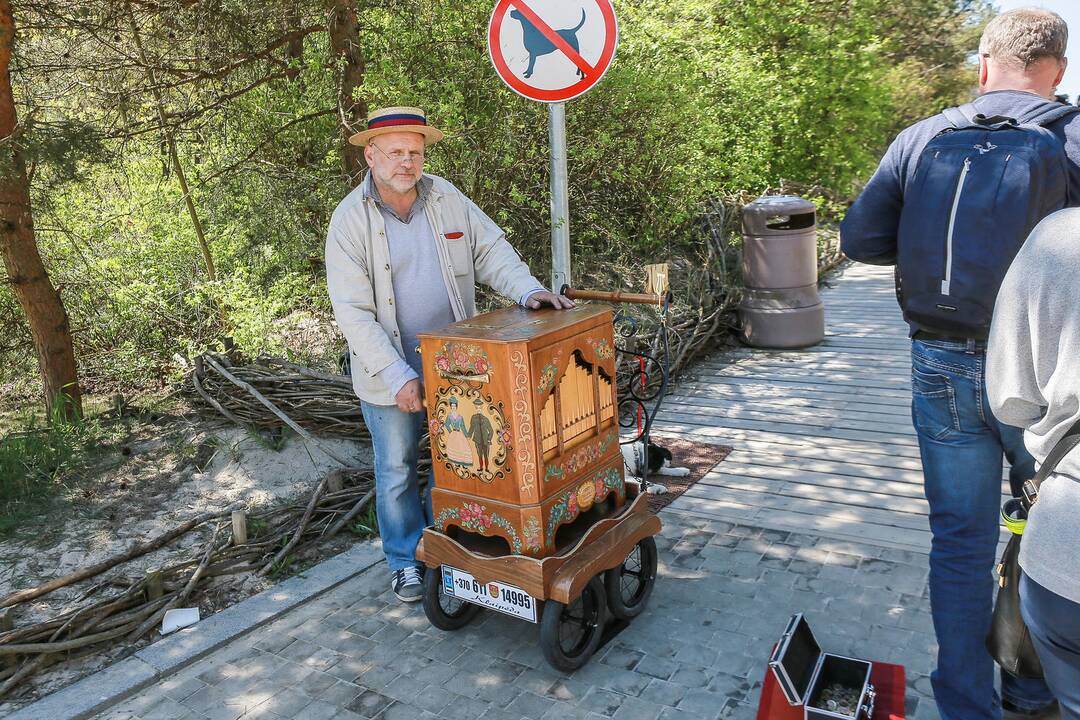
top-left (123, 0), bottom-right (216, 280)
top-left (0, 0), bottom-right (82, 420)
top-left (285, 3), bottom-right (305, 84)
top-left (326, 0), bottom-right (366, 186)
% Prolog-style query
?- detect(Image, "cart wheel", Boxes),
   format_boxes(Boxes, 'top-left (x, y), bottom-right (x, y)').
top-left (539, 576), bottom-right (607, 672)
top-left (604, 536), bottom-right (658, 620)
top-left (422, 566), bottom-right (480, 631)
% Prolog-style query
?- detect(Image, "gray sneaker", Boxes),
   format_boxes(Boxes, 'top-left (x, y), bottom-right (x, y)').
top-left (391, 566), bottom-right (423, 603)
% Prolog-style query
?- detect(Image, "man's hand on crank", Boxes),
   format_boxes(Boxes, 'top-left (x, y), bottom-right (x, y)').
top-left (395, 379), bottom-right (426, 413)
top-left (525, 290), bottom-right (575, 310)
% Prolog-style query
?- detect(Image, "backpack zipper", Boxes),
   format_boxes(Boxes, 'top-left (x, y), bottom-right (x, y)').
top-left (941, 157), bottom-right (971, 296)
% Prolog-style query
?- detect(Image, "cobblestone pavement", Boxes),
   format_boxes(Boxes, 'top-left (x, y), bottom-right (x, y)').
top-left (94, 512), bottom-right (941, 720)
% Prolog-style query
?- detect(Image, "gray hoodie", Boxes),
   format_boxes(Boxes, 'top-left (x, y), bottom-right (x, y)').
top-left (988, 207), bottom-right (1080, 604)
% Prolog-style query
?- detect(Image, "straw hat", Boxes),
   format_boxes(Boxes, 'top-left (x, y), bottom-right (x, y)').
top-left (348, 106), bottom-right (445, 146)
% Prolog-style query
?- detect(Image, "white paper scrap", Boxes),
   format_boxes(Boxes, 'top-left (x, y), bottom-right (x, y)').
top-left (161, 607), bottom-right (201, 635)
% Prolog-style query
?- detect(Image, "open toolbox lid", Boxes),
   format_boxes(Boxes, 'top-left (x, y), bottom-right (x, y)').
top-left (768, 613), bottom-right (823, 706)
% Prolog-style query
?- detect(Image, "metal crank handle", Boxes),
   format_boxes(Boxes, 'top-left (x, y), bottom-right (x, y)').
top-left (560, 285), bottom-right (672, 307)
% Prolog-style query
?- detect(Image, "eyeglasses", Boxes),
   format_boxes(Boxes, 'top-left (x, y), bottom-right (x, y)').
top-left (370, 143), bottom-right (425, 166)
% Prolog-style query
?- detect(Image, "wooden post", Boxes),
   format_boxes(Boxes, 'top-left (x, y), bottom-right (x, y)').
top-left (645, 263), bottom-right (670, 297)
top-left (145, 568), bottom-right (163, 601)
top-left (231, 510), bottom-right (248, 546)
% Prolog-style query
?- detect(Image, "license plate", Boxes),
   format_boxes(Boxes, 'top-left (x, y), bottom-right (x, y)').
top-left (441, 566), bottom-right (537, 623)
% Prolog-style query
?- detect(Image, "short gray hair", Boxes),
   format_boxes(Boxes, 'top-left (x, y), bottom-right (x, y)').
top-left (980, 8), bottom-right (1068, 69)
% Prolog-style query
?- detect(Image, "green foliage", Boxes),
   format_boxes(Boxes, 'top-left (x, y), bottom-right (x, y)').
top-left (248, 516), bottom-right (268, 538)
top-left (0, 411), bottom-right (99, 534)
top-left (268, 552), bottom-right (294, 579)
top-left (349, 501), bottom-right (379, 538)
top-left (2, 0), bottom-right (991, 398)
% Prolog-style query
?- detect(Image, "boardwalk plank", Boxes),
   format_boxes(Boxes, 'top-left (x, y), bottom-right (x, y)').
top-left (659, 264), bottom-right (939, 553)
top-left (658, 399), bottom-right (917, 435)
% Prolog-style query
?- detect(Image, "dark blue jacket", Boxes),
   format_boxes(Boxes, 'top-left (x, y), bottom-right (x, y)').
top-left (841, 91), bottom-right (1080, 270)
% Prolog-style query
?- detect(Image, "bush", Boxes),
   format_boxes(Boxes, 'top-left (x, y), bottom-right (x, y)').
top-left (2, 0), bottom-right (989, 399)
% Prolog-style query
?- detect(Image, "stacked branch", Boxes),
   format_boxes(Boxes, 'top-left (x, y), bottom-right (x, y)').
top-left (0, 469), bottom-right (375, 700)
top-left (188, 353), bottom-right (366, 439)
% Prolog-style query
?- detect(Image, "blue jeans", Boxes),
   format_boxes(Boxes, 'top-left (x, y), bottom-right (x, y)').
top-left (910, 339), bottom-right (1054, 719)
top-left (1021, 572), bottom-right (1080, 720)
top-left (360, 402), bottom-right (432, 572)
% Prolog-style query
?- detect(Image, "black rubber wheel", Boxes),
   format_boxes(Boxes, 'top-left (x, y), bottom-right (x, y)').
top-left (539, 576), bottom-right (607, 672)
top-left (604, 536), bottom-right (658, 620)
top-left (422, 566), bottom-right (480, 631)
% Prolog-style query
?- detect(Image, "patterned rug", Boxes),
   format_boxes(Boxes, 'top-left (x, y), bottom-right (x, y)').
top-left (642, 436), bottom-right (732, 513)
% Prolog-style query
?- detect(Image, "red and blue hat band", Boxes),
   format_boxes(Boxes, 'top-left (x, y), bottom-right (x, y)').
top-left (367, 113), bottom-right (428, 130)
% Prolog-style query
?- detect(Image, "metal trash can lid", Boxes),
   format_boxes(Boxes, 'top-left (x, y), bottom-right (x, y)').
top-left (743, 195), bottom-right (817, 235)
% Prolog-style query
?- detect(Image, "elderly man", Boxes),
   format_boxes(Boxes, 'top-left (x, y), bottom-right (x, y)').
top-left (841, 9), bottom-right (1079, 720)
top-left (326, 107), bottom-right (571, 602)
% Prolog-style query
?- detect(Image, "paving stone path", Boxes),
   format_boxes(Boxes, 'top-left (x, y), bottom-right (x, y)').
top-left (92, 263), bottom-right (946, 720)
top-left (96, 513), bottom-right (938, 720)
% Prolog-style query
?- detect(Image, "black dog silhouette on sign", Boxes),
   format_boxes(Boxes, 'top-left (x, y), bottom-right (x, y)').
top-left (509, 8), bottom-right (587, 80)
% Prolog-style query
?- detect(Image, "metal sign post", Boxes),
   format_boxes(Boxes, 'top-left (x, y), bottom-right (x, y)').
top-left (487, 0), bottom-right (618, 290)
top-left (548, 102), bottom-right (571, 291)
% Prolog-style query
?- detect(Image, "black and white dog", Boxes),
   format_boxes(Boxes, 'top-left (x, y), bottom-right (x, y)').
top-left (621, 440), bottom-right (690, 495)
top-left (509, 8), bottom-right (587, 79)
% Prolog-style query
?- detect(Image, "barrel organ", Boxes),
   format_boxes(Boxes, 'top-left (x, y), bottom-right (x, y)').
top-left (418, 305), bottom-right (625, 558)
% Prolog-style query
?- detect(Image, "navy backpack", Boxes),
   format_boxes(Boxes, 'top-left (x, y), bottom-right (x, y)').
top-left (896, 103), bottom-right (1078, 338)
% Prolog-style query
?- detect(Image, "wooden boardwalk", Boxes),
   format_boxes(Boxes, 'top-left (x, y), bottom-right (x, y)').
top-left (656, 262), bottom-right (1008, 554)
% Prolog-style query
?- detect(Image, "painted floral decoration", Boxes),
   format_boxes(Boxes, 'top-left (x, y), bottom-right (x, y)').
top-left (544, 466), bottom-right (624, 546)
top-left (544, 430), bottom-right (617, 482)
top-left (537, 364), bottom-right (558, 394)
top-left (523, 518), bottom-right (541, 554)
top-left (536, 350), bottom-right (562, 395)
top-left (434, 343), bottom-right (492, 380)
top-left (587, 337), bottom-right (614, 361)
top-left (459, 502), bottom-right (492, 532)
top-left (436, 502), bottom-right (522, 554)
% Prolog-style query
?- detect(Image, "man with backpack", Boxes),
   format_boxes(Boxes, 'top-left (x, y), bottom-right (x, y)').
top-left (841, 9), bottom-right (1079, 720)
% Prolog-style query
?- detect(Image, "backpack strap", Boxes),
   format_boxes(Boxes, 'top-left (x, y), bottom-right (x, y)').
top-left (945, 102), bottom-right (1080, 129)
top-left (1021, 416), bottom-right (1080, 509)
top-left (942, 105), bottom-right (975, 128)
top-left (1025, 103), bottom-right (1080, 127)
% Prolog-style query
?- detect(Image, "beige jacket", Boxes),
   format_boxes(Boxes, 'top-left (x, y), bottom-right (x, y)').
top-left (326, 173), bottom-right (543, 405)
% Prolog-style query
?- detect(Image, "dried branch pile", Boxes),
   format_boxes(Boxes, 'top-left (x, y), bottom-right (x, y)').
top-left (188, 353), bottom-right (365, 439)
top-left (0, 469), bottom-right (375, 700)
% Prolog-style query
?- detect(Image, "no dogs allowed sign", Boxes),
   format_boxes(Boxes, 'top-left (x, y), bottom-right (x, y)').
top-left (488, 0), bottom-right (618, 102)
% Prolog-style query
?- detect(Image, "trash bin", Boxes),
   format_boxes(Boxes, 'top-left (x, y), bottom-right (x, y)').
top-left (739, 195), bottom-right (825, 348)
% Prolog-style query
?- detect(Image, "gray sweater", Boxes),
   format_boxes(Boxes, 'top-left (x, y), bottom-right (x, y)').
top-left (988, 207), bottom-right (1080, 604)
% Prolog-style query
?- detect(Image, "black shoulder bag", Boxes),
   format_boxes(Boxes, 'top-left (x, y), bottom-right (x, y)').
top-left (986, 417), bottom-right (1080, 679)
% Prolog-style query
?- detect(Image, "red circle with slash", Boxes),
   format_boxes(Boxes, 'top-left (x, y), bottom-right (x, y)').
top-left (488, 0), bottom-right (618, 103)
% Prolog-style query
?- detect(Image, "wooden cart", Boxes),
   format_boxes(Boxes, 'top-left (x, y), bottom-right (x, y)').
top-left (417, 481), bottom-right (660, 670)
top-left (415, 288), bottom-right (669, 671)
